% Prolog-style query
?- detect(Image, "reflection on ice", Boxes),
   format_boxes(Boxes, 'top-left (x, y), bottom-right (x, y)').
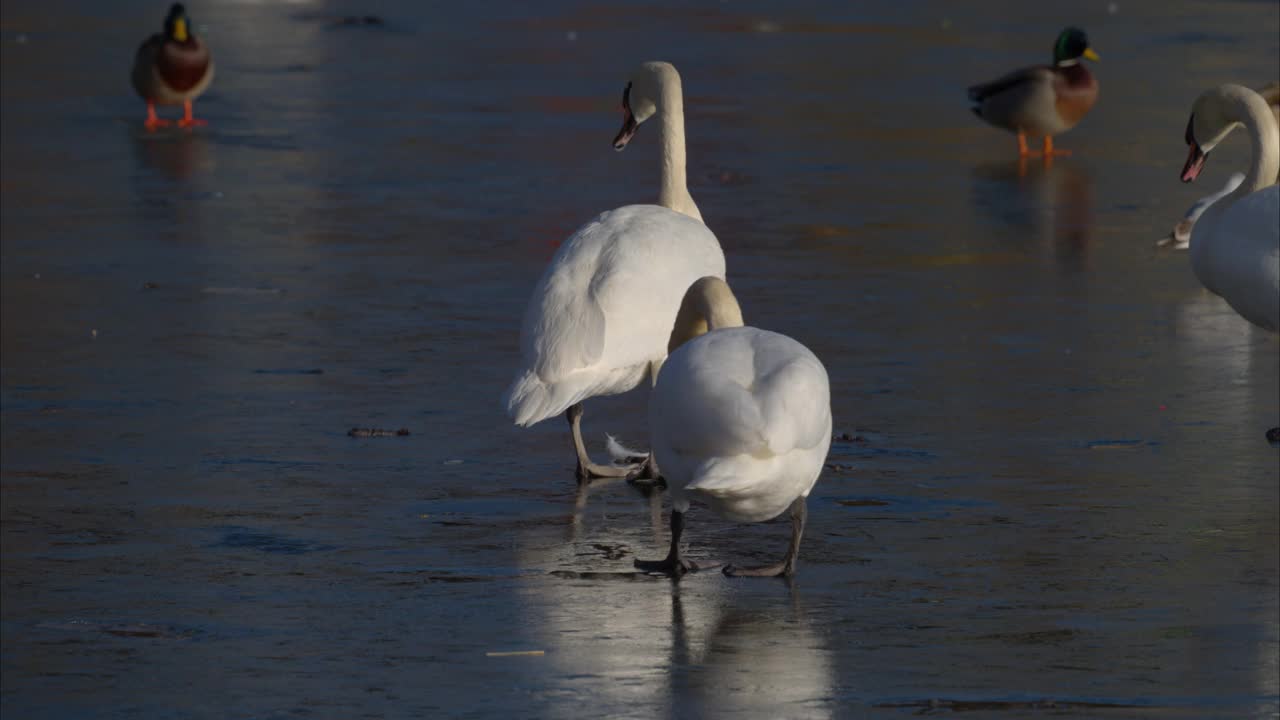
top-left (517, 487), bottom-right (835, 717)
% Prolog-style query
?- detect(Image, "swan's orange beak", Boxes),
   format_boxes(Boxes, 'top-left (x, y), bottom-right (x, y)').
top-left (612, 82), bottom-right (637, 151)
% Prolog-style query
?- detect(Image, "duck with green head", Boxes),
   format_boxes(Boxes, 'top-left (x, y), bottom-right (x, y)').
top-left (968, 28), bottom-right (1100, 158)
top-left (131, 3), bottom-right (214, 130)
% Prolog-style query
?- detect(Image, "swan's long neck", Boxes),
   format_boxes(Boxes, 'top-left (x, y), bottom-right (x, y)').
top-left (656, 77), bottom-right (703, 223)
top-left (1221, 86), bottom-right (1280, 195)
top-left (668, 277), bottom-right (742, 353)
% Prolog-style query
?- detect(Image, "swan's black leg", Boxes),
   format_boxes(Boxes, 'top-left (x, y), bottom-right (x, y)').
top-left (635, 510), bottom-right (699, 576)
top-left (724, 497), bottom-right (807, 578)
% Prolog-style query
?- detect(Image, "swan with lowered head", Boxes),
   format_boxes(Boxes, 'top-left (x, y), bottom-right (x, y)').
top-left (1162, 83), bottom-right (1278, 248)
top-left (1180, 83), bottom-right (1280, 333)
top-left (634, 277), bottom-right (832, 578)
top-left (505, 62), bottom-right (725, 482)
top-left (1181, 83), bottom-right (1280, 442)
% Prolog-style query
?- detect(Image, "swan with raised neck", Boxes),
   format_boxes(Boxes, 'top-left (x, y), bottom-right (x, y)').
top-left (612, 61), bottom-right (703, 222)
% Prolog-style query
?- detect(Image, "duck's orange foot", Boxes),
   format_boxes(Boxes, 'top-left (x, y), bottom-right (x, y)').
top-left (1042, 137), bottom-right (1071, 157)
top-left (1017, 132), bottom-right (1032, 158)
top-left (177, 100), bottom-right (206, 129)
top-left (144, 102), bottom-right (170, 131)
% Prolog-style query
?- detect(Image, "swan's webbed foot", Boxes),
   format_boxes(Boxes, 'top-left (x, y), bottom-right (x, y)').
top-left (723, 562), bottom-right (792, 578)
top-left (723, 497), bottom-right (808, 579)
top-left (635, 509), bottom-right (705, 576)
top-left (634, 556), bottom-right (700, 577)
top-left (1267, 427), bottom-right (1279, 444)
top-left (567, 403), bottom-right (639, 483)
top-left (575, 458), bottom-right (635, 483)
top-left (624, 453), bottom-right (665, 489)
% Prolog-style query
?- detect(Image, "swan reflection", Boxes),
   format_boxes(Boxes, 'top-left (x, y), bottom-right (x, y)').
top-left (518, 487), bottom-right (835, 718)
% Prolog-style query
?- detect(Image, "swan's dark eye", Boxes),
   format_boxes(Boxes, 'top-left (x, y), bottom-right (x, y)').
top-left (621, 82), bottom-right (632, 110)
top-left (1184, 114), bottom-right (1195, 145)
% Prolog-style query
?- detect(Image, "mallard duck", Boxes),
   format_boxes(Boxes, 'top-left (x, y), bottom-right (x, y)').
top-left (634, 277), bottom-right (832, 578)
top-left (131, 4), bottom-right (214, 130)
top-left (504, 62), bottom-right (725, 483)
top-left (969, 27), bottom-right (1099, 157)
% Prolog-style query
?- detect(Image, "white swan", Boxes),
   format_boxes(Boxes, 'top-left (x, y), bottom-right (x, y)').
top-left (1180, 84), bottom-right (1280, 333)
top-left (505, 62), bottom-right (725, 481)
top-left (635, 277), bottom-right (832, 578)
top-left (1161, 83), bottom-right (1278, 248)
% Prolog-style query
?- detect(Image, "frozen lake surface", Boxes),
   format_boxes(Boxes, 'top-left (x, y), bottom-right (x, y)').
top-left (2, 0), bottom-right (1278, 717)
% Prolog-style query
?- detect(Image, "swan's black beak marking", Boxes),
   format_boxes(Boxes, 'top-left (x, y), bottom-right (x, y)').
top-left (613, 82), bottom-right (637, 151)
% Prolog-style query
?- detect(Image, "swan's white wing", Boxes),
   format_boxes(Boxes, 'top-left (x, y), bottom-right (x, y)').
top-left (506, 205), bottom-right (725, 425)
top-left (750, 333), bottom-right (832, 456)
top-left (654, 328), bottom-right (830, 461)
top-left (652, 327), bottom-right (832, 522)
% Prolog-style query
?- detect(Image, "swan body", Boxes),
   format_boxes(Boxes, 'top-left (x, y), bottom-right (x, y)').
top-left (506, 205), bottom-right (725, 425)
top-left (654, 326), bottom-right (832, 524)
top-left (1181, 84), bottom-right (1280, 333)
top-left (504, 62), bottom-right (725, 480)
top-left (635, 278), bottom-right (832, 578)
top-left (1189, 185), bottom-right (1279, 331)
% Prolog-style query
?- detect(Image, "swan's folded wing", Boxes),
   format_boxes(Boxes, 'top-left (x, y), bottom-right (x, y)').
top-left (655, 351), bottom-right (768, 459)
top-left (518, 214), bottom-right (617, 382)
top-left (524, 264), bottom-right (606, 381)
top-left (654, 328), bottom-right (830, 461)
top-left (754, 354), bottom-right (832, 456)
top-left (587, 210), bottom-right (726, 373)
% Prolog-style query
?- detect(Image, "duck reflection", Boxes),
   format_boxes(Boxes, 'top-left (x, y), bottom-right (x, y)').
top-left (131, 129), bottom-right (212, 182)
top-left (970, 157), bottom-right (1095, 271)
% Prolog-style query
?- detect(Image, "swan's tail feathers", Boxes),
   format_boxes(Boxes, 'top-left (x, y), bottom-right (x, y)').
top-left (504, 370), bottom-right (565, 427)
top-left (605, 434), bottom-right (648, 464)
